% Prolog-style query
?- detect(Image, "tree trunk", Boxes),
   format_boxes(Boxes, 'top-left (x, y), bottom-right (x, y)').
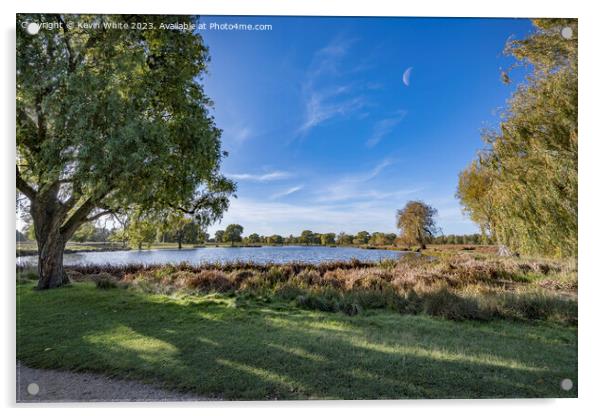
top-left (36, 229), bottom-right (69, 290)
top-left (178, 238), bottom-right (182, 250)
top-left (26, 181), bottom-right (99, 289)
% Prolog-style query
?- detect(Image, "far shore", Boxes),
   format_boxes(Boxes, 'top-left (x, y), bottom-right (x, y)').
top-left (16, 240), bottom-right (497, 258)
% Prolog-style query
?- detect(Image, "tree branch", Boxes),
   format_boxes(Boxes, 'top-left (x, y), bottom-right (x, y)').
top-left (59, 188), bottom-right (112, 237)
top-left (85, 209), bottom-right (114, 222)
top-left (57, 15), bottom-right (76, 72)
top-left (16, 166), bottom-right (37, 201)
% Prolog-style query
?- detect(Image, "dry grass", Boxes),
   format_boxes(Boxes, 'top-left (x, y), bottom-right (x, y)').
top-left (18, 252), bottom-right (576, 324)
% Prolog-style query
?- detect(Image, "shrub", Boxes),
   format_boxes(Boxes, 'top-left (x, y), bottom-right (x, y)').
top-left (239, 274), bottom-right (272, 294)
top-left (422, 287), bottom-right (484, 321)
top-left (231, 270), bottom-right (255, 288)
top-left (291, 269), bottom-right (322, 287)
top-left (295, 287), bottom-right (342, 312)
top-left (96, 276), bottom-right (117, 289)
top-left (394, 289), bottom-right (424, 314)
top-left (265, 266), bottom-right (288, 285)
top-left (184, 270), bottom-right (233, 293)
top-left (499, 291), bottom-right (577, 324)
top-left (346, 289), bottom-right (388, 310)
top-left (274, 282), bottom-right (305, 301)
top-left (339, 300), bottom-right (362, 316)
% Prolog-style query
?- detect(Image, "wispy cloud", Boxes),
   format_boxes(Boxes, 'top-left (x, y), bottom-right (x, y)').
top-left (227, 126), bottom-right (252, 144)
top-left (270, 185), bottom-right (304, 200)
top-left (296, 36), bottom-right (368, 137)
top-left (366, 111), bottom-right (407, 147)
top-left (226, 171), bottom-right (292, 182)
top-left (298, 88), bottom-right (366, 136)
top-left (316, 159), bottom-right (420, 202)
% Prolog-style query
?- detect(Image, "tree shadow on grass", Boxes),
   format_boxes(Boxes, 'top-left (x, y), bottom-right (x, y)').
top-left (16, 283), bottom-right (578, 400)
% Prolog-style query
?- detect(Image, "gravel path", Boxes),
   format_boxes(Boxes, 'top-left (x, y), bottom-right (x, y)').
top-left (16, 362), bottom-right (211, 402)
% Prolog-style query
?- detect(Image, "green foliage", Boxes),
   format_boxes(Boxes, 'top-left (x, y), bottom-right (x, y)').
top-left (214, 230), bottom-right (225, 243)
top-left (457, 19), bottom-right (577, 258)
top-left (159, 212), bottom-right (204, 246)
top-left (16, 14), bottom-right (235, 286)
top-left (246, 233), bottom-right (261, 244)
top-left (223, 224), bottom-right (244, 245)
top-left (368, 232), bottom-right (396, 246)
top-left (127, 211), bottom-right (158, 250)
top-left (320, 233), bottom-right (336, 245)
top-left (71, 222), bottom-right (97, 242)
top-left (299, 230), bottom-right (314, 245)
top-left (267, 234), bottom-right (284, 245)
top-left (353, 231), bottom-right (370, 245)
top-left (336, 232), bottom-right (354, 245)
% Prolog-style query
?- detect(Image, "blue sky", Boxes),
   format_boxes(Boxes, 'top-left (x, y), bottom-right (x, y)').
top-left (199, 16), bottom-right (533, 237)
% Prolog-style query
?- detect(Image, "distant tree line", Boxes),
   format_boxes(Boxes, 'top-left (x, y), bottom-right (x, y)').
top-left (209, 223), bottom-right (489, 247)
top-left (18, 216), bottom-right (490, 248)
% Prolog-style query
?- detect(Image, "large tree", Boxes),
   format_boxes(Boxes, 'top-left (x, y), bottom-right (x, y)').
top-left (159, 211), bottom-right (203, 249)
top-left (16, 14), bottom-right (235, 288)
top-left (396, 201), bottom-right (439, 249)
top-left (457, 19), bottom-right (577, 257)
top-left (223, 224), bottom-right (244, 246)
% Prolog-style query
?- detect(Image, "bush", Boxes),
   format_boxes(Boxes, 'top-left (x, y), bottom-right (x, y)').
top-left (339, 300), bottom-right (362, 316)
top-left (182, 270), bottom-right (233, 293)
top-left (291, 269), bottom-right (322, 287)
top-left (265, 266), bottom-right (288, 285)
top-left (422, 287), bottom-right (484, 321)
top-left (274, 283), bottom-right (305, 301)
top-left (231, 270), bottom-right (255, 287)
top-left (96, 277), bottom-right (117, 289)
top-left (394, 289), bottom-right (424, 314)
top-left (295, 288), bottom-right (341, 313)
top-left (499, 291), bottom-right (577, 324)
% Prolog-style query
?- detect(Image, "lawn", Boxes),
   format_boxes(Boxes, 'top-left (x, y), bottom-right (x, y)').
top-left (16, 281), bottom-right (577, 400)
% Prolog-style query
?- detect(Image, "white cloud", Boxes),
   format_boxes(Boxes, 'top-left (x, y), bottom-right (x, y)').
top-left (227, 126), bottom-right (252, 144)
top-left (365, 111), bottom-right (407, 147)
top-left (270, 185), bottom-right (304, 200)
top-left (316, 159), bottom-right (421, 202)
top-left (298, 89), bottom-right (366, 135)
top-left (296, 36), bottom-right (368, 137)
top-left (226, 171), bottom-right (292, 182)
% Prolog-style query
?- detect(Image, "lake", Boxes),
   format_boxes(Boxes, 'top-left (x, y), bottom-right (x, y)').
top-left (17, 245), bottom-right (407, 266)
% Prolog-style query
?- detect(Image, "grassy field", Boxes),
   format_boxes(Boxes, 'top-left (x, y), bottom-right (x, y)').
top-left (16, 252), bottom-right (577, 400)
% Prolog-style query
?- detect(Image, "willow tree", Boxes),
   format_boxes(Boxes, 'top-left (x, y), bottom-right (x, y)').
top-left (396, 201), bottom-right (439, 249)
top-left (457, 18), bottom-right (577, 257)
top-left (16, 14), bottom-right (235, 288)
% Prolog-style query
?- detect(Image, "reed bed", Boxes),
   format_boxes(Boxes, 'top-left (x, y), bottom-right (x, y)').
top-left (17, 253), bottom-right (577, 324)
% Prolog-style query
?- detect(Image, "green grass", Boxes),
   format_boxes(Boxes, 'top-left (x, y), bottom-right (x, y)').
top-left (17, 281), bottom-right (577, 399)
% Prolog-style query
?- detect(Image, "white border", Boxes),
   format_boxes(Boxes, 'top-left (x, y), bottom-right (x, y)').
top-left (2, 1), bottom-right (600, 415)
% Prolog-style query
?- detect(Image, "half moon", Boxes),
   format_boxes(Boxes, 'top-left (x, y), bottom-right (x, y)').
top-left (402, 67), bottom-right (413, 87)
